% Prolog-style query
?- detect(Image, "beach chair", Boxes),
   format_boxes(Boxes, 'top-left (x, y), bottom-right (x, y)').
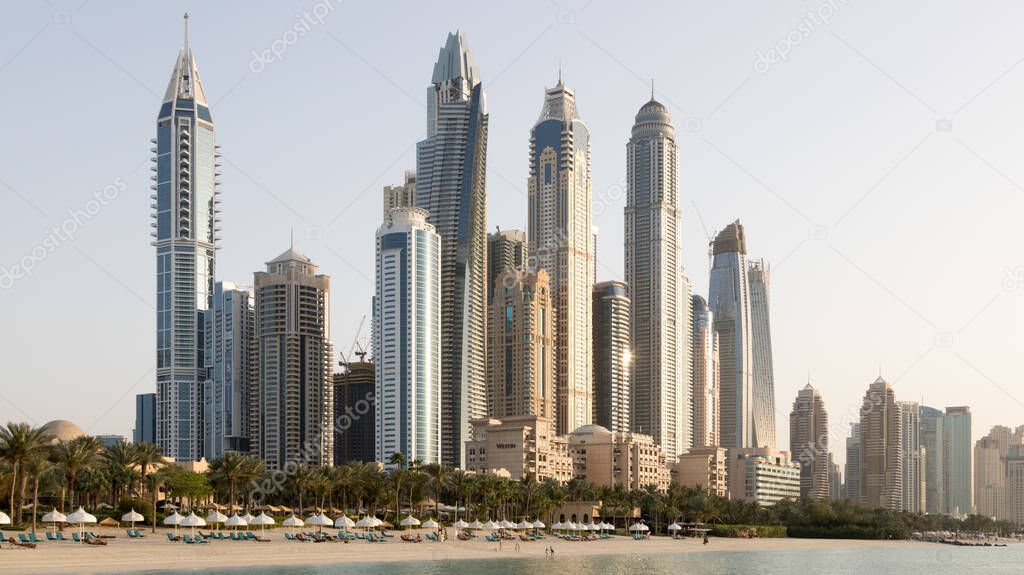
top-left (245, 531), bottom-right (256, 540)
top-left (0, 532), bottom-right (6, 543)
top-left (184, 535), bottom-right (196, 544)
top-left (28, 533), bottom-right (44, 544)
top-left (167, 533), bottom-right (176, 542)
top-left (46, 532), bottom-right (59, 541)
top-left (19, 534), bottom-right (31, 544)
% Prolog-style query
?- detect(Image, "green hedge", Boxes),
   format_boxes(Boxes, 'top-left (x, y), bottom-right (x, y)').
top-left (710, 524), bottom-right (786, 538)
top-left (787, 524), bottom-right (907, 540)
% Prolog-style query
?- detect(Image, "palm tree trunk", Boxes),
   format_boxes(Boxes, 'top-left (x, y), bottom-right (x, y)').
top-left (8, 462), bottom-right (17, 525)
top-left (31, 477), bottom-right (39, 534)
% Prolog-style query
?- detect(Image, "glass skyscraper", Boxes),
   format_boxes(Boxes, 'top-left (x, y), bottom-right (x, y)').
top-left (415, 32), bottom-right (488, 467)
top-left (592, 281), bottom-right (631, 434)
top-left (748, 259), bottom-right (776, 449)
top-left (152, 15), bottom-right (218, 461)
top-left (203, 281), bottom-right (255, 460)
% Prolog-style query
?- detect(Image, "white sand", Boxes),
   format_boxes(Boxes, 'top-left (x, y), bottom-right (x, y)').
top-left (0, 528), bottom-right (939, 574)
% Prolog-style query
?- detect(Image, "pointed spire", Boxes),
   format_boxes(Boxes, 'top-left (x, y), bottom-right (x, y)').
top-left (558, 61), bottom-right (563, 85)
top-left (650, 78), bottom-right (654, 100)
top-left (183, 13), bottom-right (190, 54)
top-left (162, 13), bottom-right (208, 107)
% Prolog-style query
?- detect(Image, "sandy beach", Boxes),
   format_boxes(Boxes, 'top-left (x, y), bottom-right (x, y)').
top-left (0, 528), bottom-right (942, 574)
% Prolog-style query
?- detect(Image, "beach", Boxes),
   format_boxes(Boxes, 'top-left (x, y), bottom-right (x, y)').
top-left (0, 528), bottom-right (942, 574)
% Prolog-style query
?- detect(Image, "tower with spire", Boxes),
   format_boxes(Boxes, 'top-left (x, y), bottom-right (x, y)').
top-left (414, 32), bottom-right (489, 467)
top-left (151, 14), bottom-right (220, 461)
top-left (528, 73), bottom-right (594, 435)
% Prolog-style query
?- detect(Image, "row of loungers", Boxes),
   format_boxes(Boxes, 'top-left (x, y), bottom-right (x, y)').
top-left (285, 531), bottom-right (386, 542)
top-left (0, 531), bottom-right (106, 546)
top-left (167, 531), bottom-right (266, 542)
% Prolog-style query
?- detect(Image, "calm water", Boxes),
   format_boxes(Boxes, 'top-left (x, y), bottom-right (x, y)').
top-left (125, 546), bottom-right (1023, 575)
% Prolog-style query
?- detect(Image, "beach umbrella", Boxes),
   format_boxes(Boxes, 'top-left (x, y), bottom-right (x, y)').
top-left (369, 516), bottom-right (384, 530)
top-left (453, 519), bottom-right (469, 529)
top-left (252, 512), bottom-right (275, 536)
top-left (0, 511), bottom-right (10, 526)
top-left (481, 520), bottom-right (498, 530)
top-left (42, 509), bottom-right (67, 531)
top-left (354, 516), bottom-right (370, 529)
top-left (422, 519), bottom-right (439, 529)
top-left (552, 521), bottom-right (564, 530)
top-left (181, 512), bottom-right (206, 538)
top-left (282, 514), bottom-right (303, 533)
top-left (225, 513), bottom-right (248, 531)
top-left (335, 515), bottom-right (356, 530)
top-left (163, 510), bottom-right (183, 534)
top-left (306, 513), bottom-right (331, 533)
top-left (161, 502), bottom-right (178, 510)
top-left (206, 510), bottom-right (228, 529)
top-left (67, 506), bottom-right (97, 539)
top-left (516, 520), bottom-right (531, 530)
top-left (499, 519), bottom-right (514, 530)
top-left (121, 509), bottom-right (144, 529)
top-left (400, 515), bottom-right (421, 529)
top-left (242, 512), bottom-right (256, 524)
top-left (468, 520), bottom-right (483, 530)
top-left (532, 520), bottom-right (545, 529)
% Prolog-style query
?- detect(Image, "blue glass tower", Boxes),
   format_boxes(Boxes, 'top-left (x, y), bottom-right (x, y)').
top-left (152, 14), bottom-right (219, 461)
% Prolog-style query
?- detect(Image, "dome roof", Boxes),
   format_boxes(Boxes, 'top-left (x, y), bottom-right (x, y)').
top-left (632, 98), bottom-right (673, 136)
top-left (41, 420), bottom-right (86, 444)
top-left (570, 424), bottom-right (612, 436)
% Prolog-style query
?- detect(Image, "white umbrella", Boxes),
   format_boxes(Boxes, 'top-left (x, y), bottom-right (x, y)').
top-left (468, 520), bottom-right (483, 530)
top-left (354, 516), bottom-right (370, 528)
top-left (369, 516), bottom-right (384, 529)
top-left (481, 520), bottom-right (498, 530)
top-left (42, 509), bottom-right (67, 527)
top-left (552, 521), bottom-right (564, 530)
top-left (224, 513), bottom-right (248, 529)
top-left (567, 522), bottom-right (578, 531)
top-left (67, 506), bottom-right (97, 539)
top-left (453, 519), bottom-right (469, 529)
top-left (335, 515), bottom-right (356, 530)
top-left (120, 509), bottom-right (143, 530)
top-left (163, 510), bottom-right (183, 532)
top-left (499, 519), bottom-right (514, 529)
top-left (206, 510), bottom-right (228, 527)
top-left (668, 523), bottom-right (681, 530)
top-left (0, 511), bottom-right (10, 525)
top-left (532, 520), bottom-right (545, 529)
top-left (252, 512), bottom-right (275, 536)
top-left (629, 523), bottom-right (649, 533)
top-left (282, 515), bottom-right (304, 532)
top-left (516, 520), bottom-right (531, 530)
top-left (422, 519), bottom-right (439, 529)
top-left (400, 515), bottom-right (421, 528)
top-left (307, 513), bottom-right (332, 533)
top-left (181, 512), bottom-right (206, 538)
top-left (241, 512), bottom-right (256, 523)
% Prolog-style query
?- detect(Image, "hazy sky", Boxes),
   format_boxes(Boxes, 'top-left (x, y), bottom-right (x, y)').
top-left (2, 1), bottom-right (1023, 464)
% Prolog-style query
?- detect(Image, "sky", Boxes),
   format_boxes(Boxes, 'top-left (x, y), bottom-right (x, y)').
top-left (2, 1), bottom-right (1023, 466)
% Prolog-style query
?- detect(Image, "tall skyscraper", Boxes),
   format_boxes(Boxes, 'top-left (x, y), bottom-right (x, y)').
top-left (487, 269), bottom-right (555, 420)
top-left (592, 281), bottom-right (631, 433)
top-left (790, 383), bottom-right (829, 501)
top-left (415, 32), bottom-right (489, 467)
top-left (921, 405), bottom-right (945, 514)
top-left (944, 406), bottom-right (973, 517)
top-left (153, 15), bottom-right (219, 461)
top-left (747, 260), bottom-right (776, 449)
top-left (708, 221), bottom-right (753, 448)
top-left (844, 423), bottom-right (862, 501)
top-left (374, 207), bottom-right (442, 465)
top-left (252, 246), bottom-right (333, 469)
top-left (690, 295), bottom-right (719, 448)
top-left (898, 401), bottom-right (924, 513)
top-left (383, 170), bottom-right (415, 217)
top-left (828, 454), bottom-right (842, 500)
top-left (487, 229), bottom-right (527, 295)
top-left (528, 76), bottom-right (594, 435)
top-left (974, 426), bottom-right (1024, 520)
top-left (858, 377), bottom-right (903, 510)
top-left (624, 95), bottom-right (687, 458)
top-left (203, 281), bottom-right (255, 460)
top-left (133, 393), bottom-right (156, 445)
top-left (333, 356), bottom-right (376, 465)
top-left (1006, 445), bottom-right (1024, 525)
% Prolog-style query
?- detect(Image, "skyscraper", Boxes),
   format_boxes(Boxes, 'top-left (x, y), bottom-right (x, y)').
top-left (252, 247), bottom-right (333, 469)
top-left (747, 259), bottom-right (776, 449)
top-left (790, 383), bottom-right (829, 501)
top-left (333, 356), bottom-right (376, 465)
top-left (921, 405), bottom-right (945, 514)
top-left (624, 95), bottom-right (687, 458)
top-left (487, 269), bottom-right (555, 420)
top-left (974, 426), bottom-right (1024, 520)
top-left (592, 281), bottom-right (631, 433)
top-left (690, 295), bottom-right (719, 448)
top-left (153, 15), bottom-right (219, 461)
top-left (203, 281), bottom-right (255, 460)
top-left (844, 423), bottom-right (862, 501)
top-left (133, 393), bottom-right (156, 445)
top-left (858, 377), bottom-right (903, 510)
top-left (415, 32), bottom-right (489, 467)
top-left (898, 401), bottom-right (924, 513)
top-left (1006, 445), bottom-right (1024, 525)
top-left (383, 170), bottom-right (415, 218)
top-left (487, 229), bottom-right (527, 295)
top-left (708, 221), bottom-right (753, 448)
top-left (374, 207), bottom-right (442, 465)
top-left (528, 76), bottom-right (593, 435)
top-left (944, 406), bottom-right (973, 517)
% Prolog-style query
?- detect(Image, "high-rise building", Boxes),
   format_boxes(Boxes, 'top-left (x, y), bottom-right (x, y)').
top-left (708, 221), bottom-right (753, 448)
top-left (828, 454), bottom-right (842, 500)
top-left (898, 401), bottom-right (924, 513)
top-left (383, 170), bottom-right (415, 218)
top-left (487, 269), bottom-right (555, 420)
top-left (592, 281), bottom-right (631, 433)
top-left (790, 383), bottom-right (829, 501)
top-left (203, 282), bottom-right (255, 460)
top-left (528, 76), bottom-right (593, 435)
top-left (624, 95), bottom-right (688, 459)
top-left (858, 377), bottom-right (903, 510)
top-left (921, 405), bottom-right (945, 514)
top-left (332, 357), bottom-right (376, 465)
top-left (134, 393), bottom-right (156, 445)
top-left (844, 423), bottom-right (862, 501)
top-left (252, 246), bottom-right (333, 469)
top-left (943, 406), bottom-right (973, 517)
top-left (153, 15), bottom-right (219, 461)
top-left (690, 295), bottom-right (719, 448)
top-left (1006, 445), bottom-right (1024, 525)
top-left (487, 229), bottom-right (527, 296)
top-left (974, 426), bottom-right (1024, 520)
top-left (415, 32), bottom-right (489, 467)
top-left (374, 207), bottom-right (442, 465)
top-left (747, 260), bottom-right (776, 449)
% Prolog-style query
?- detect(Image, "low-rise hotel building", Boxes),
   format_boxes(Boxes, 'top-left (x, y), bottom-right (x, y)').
top-left (727, 447), bottom-right (801, 506)
top-left (674, 446), bottom-right (729, 497)
top-left (568, 425), bottom-right (671, 491)
top-left (465, 416), bottom-right (573, 483)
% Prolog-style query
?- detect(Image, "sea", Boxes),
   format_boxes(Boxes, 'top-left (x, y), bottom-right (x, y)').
top-left (126, 546), bottom-right (1023, 574)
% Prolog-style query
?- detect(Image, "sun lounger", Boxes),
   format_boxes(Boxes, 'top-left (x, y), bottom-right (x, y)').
top-left (28, 533), bottom-right (44, 544)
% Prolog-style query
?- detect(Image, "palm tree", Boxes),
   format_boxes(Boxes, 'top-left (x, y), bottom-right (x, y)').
top-left (23, 454), bottom-right (54, 534)
top-left (52, 436), bottom-right (102, 511)
top-left (131, 442), bottom-right (164, 532)
top-left (208, 452), bottom-right (248, 512)
top-left (0, 422), bottom-right (53, 524)
top-left (447, 468), bottom-right (470, 522)
top-left (238, 456), bottom-right (265, 511)
top-left (102, 440), bottom-right (137, 505)
top-left (420, 462), bottom-right (451, 519)
top-left (291, 464), bottom-right (316, 514)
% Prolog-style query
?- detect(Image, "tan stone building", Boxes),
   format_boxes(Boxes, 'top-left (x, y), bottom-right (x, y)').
top-left (465, 416), bottom-right (572, 482)
top-left (568, 424), bottom-right (671, 491)
top-left (674, 446), bottom-right (729, 497)
top-left (487, 269), bottom-right (555, 419)
top-left (974, 425), bottom-right (1024, 520)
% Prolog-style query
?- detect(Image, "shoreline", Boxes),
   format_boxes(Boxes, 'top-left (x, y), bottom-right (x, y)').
top-left (0, 528), bottom-right (953, 574)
